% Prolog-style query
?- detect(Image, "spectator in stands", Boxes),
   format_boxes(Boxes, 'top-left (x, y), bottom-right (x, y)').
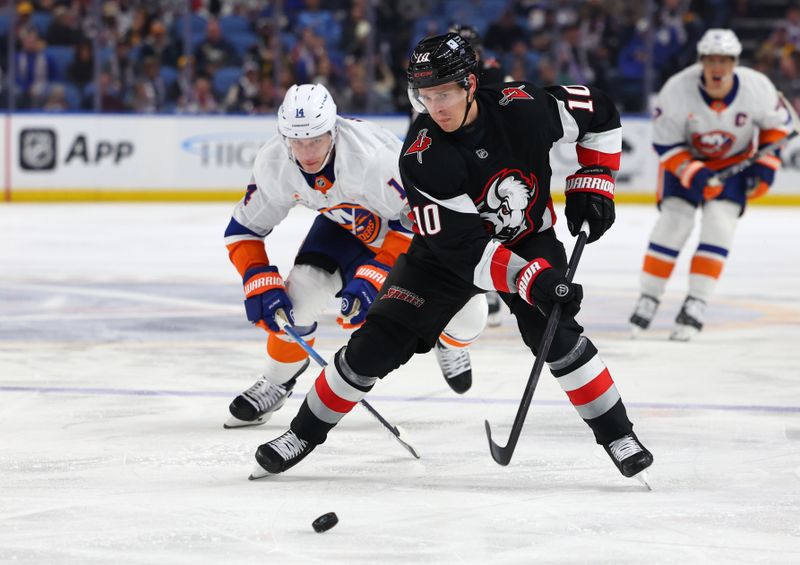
top-left (15, 28), bottom-right (56, 109)
top-left (94, 71), bottom-right (126, 113)
top-left (46, 5), bottom-right (85, 46)
top-left (290, 26), bottom-right (325, 84)
top-left (194, 17), bottom-right (239, 76)
top-left (296, 0), bottom-right (342, 48)
top-left (179, 73), bottom-right (219, 114)
top-left (223, 60), bottom-right (260, 113)
top-left (105, 39), bottom-right (138, 95)
top-left (340, 0), bottom-right (370, 60)
top-left (67, 40), bottom-right (94, 89)
top-left (484, 9), bottom-right (528, 54)
top-left (42, 84), bottom-right (69, 111)
top-left (133, 56), bottom-right (167, 112)
top-left (553, 23), bottom-right (595, 85)
top-left (139, 20), bottom-right (180, 69)
top-left (252, 75), bottom-right (280, 114)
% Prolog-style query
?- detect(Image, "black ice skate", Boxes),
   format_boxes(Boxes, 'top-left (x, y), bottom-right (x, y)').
top-left (224, 359), bottom-right (310, 429)
top-left (249, 430), bottom-right (317, 479)
top-left (629, 294), bottom-right (660, 336)
top-left (435, 339), bottom-right (472, 394)
top-left (603, 432), bottom-right (653, 486)
top-left (670, 296), bottom-right (705, 341)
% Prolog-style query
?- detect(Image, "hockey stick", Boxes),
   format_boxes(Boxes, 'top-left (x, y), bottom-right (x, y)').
top-left (274, 311), bottom-right (420, 459)
top-left (484, 223), bottom-right (589, 466)
top-left (712, 91), bottom-right (800, 183)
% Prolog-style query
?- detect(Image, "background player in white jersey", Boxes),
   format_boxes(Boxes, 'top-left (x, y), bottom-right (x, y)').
top-left (223, 84), bottom-right (488, 428)
top-left (630, 29), bottom-right (792, 341)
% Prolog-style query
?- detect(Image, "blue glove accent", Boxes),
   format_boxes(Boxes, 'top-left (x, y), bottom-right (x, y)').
top-left (339, 259), bottom-right (390, 327)
top-left (743, 162), bottom-right (776, 188)
top-left (243, 266), bottom-right (294, 333)
top-left (687, 166), bottom-right (715, 201)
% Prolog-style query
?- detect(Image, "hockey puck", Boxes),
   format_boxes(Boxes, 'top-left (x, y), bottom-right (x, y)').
top-left (312, 512), bottom-right (338, 533)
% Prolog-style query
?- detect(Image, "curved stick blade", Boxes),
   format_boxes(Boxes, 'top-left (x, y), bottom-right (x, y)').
top-left (485, 420), bottom-right (511, 466)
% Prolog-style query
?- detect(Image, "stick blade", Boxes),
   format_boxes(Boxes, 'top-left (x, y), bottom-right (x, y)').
top-left (484, 420), bottom-right (511, 466)
top-left (393, 424), bottom-right (421, 459)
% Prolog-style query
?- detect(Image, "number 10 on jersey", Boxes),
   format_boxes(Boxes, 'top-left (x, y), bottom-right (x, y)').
top-left (412, 204), bottom-right (442, 235)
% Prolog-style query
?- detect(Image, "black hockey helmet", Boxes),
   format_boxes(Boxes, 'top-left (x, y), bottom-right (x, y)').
top-left (448, 24), bottom-right (482, 50)
top-left (407, 32), bottom-right (478, 90)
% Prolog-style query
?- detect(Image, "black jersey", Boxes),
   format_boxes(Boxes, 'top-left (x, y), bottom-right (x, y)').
top-left (399, 82), bottom-right (621, 292)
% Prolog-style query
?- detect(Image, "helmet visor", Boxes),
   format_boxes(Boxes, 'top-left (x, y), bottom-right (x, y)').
top-left (408, 83), bottom-right (467, 115)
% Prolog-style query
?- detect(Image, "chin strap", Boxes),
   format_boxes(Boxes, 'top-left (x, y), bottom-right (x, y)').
top-left (456, 77), bottom-right (476, 130)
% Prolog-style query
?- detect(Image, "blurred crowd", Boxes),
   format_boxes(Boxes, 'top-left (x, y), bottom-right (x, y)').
top-left (0, 0), bottom-right (795, 115)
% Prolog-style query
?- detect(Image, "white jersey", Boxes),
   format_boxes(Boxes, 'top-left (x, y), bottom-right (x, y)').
top-left (653, 64), bottom-right (790, 167)
top-left (226, 118), bottom-right (409, 253)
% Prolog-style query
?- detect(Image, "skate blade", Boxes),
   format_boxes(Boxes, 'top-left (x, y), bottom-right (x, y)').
top-left (633, 470), bottom-right (652, 491)
top-left (223, 413), bottom-right (272, 429)
top-left (487, 313), bottom-right (503, 327)
top-left (248, 463), bottom-right (273, 480)
top-left (630, 325), bottom-right (643, 339)
top-left (669, 325), bottom-right (698, 342)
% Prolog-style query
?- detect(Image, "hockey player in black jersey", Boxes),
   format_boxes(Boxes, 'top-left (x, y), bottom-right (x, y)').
top-left (250, 33), bottom-right (653, 482)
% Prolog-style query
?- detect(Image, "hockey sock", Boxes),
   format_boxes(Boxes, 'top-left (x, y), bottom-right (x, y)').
top-left (688, 199), bottom-right (739, 301)
top-left (548, 337), bottom-right (633, 444)
top-left (291, 346), bottom-right (377, 445)
top-left (640, 197), bottom-right (695, 298)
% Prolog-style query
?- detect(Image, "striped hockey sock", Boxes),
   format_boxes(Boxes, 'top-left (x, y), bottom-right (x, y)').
top-left (291, 346), bottom-right (377, 444)
top-left (548, 337), bottom-right (633, 444)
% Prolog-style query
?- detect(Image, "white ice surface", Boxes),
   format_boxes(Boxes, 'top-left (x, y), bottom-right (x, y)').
top-left (1, 203), bottom-right (799, 564)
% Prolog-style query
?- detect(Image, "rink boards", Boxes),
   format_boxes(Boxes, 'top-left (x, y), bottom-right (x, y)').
top-left (3, 113), bottom-right (800, 204)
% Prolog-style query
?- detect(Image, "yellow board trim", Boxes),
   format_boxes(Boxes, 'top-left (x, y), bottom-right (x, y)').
top-left (4, 190), bottom-right (800, 206)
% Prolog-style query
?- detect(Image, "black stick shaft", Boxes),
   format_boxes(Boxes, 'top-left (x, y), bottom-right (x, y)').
top-left (485, 229), bottom-right (589, 465)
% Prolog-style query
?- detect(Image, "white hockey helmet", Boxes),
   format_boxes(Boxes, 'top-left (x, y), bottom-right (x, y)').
top-left (697, 29), bottom-right (742, 58)
top-left (278, 83), bottom-right (337, 139)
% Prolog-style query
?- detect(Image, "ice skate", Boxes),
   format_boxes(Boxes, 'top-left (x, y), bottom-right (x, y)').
top-left (670, 296), bottom-right (705, 341)
top-left (629, 294), bottom-right (659, 337)
top-left (249, 430), bottom-right (316, 479)
top-left (486, 291), bottom-right (503, 327)
top-left (603, 432), bottom-right (653, 484)
top-left (224, 359), bottom-right (310, 429)
top-left (435, 340), bottom-right (472, 394)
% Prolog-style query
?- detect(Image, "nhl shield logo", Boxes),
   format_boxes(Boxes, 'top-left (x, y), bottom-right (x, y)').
top-left (476, 148), bottom-right (488, 159)
top-left (19, 128), bottom-right (57, 171)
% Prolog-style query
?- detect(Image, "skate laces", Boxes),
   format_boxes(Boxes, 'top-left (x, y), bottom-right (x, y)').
top-left (635, 295), bottom-right (658, 319)
top-left (243, 376), bottom-right (288, 412)
top-left (269, 430), bottom-right (308, 460)
top-left (607, 435), bottom-right (643, 462)
top-left (682, 297), bottom-right (705, 322)
top-left (437, 342), bottom-right (471, 378)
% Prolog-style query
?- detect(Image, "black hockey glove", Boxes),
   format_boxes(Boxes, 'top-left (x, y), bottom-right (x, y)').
top-left (516, 258), bottom-right (583, 317)
top-left (564, 165), bottom-right (615, 243)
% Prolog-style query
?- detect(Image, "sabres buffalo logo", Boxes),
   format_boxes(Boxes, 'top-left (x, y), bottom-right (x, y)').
top-left (477, 168), bottom-right (538, 243)
top-left (691, 130), bottom-right (736, 159)
top-left (499, 85), bottom-right (534, 106)
top-left (404, 128), bottom-right (432, 163)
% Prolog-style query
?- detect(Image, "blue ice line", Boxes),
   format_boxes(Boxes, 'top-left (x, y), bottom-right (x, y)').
top-left (1, 385), bottom-right (798, 414)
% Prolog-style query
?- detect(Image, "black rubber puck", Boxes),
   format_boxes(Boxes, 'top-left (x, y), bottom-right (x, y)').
top-left (312, 512), bottom-right (338, 533)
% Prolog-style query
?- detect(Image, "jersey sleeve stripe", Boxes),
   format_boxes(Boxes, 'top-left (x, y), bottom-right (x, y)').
top-left (653, 142), bottom-right (689, 157)
top-left (224, 217), bottom-right (267, 238)
top-left (553, 98), bottom-right (581, 143)
top-left (577, 128), bottom-right (622, 153)
top-left (473, 240), bottom-right (527, 292)
top-left (413, 186), bottom-right (478, 214)
top-left (576, 146), bottom-right (621, 170)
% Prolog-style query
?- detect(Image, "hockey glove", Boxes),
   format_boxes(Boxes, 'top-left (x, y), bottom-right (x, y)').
top-left (242, 266), bottom-right (294, 333)
top-left (679, 161), bottom-right (722, 201)
top-left (564, 166), bottom-right (615, 243)
top-left (743, 160), bottom-right (777, 200)
top-left (516, 258), bottom-right (583, 317)
top-left (337, 259), bottom-right (390, 329)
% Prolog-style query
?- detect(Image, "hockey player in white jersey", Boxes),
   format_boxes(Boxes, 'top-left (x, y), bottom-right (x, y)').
top-left (223, 84), bottom-right (487, 428)
top-left (630, 29), bottom-right (792, 340)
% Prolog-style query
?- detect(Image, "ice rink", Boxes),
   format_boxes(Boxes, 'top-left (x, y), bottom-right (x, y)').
top-left (1, 202), bottom-right (799, 564)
